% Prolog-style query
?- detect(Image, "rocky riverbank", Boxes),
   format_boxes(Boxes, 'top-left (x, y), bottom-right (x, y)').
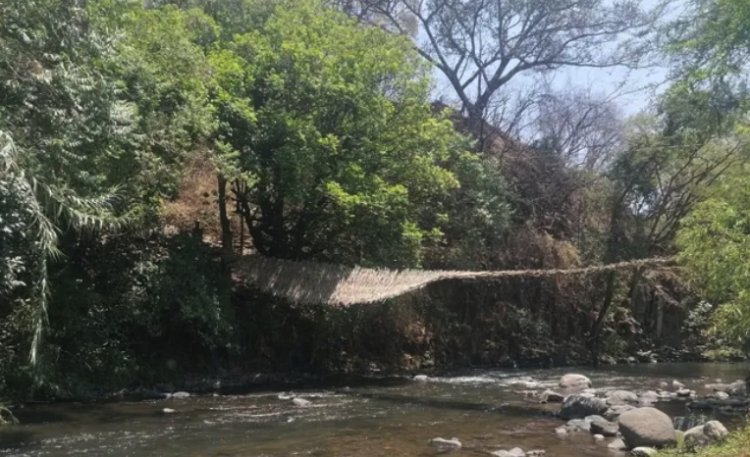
top-left (426, 372), bottom-right (749, 457)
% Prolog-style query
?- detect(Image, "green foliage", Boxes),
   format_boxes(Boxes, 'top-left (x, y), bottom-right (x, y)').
top-left (0, 0), bottom-right (217, 384)
top-left (677, 169), bottom-right (750, 342)
top-left (657, 424), bottom-right (750, 457)
top-left (212, 0), bottom-right (491, 267)
top-left (423, 151), bottom-right (512, 268)
top-left (669, 0), bottom-right (750, 80)
top-left (14, 235), bottom-right (235, 399)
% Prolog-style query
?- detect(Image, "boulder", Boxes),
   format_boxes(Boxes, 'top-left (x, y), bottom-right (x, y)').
top-left (705, 382), bottom-right (731, 393)
top-left (429, 437), bottom-right (462, 453)
top-left (539, 390), bottom-right (564, 403)
top-left (685, 420), bottom-right (729, 449)
top-left (708, 391), bottom-right (730, 400)
top-left (593, 434), bottom-right (605, 442)
top-left (631, 447), bottom-right (658, 457)
top-left (292, 397), bottom-right (312, 407)
top-left (726, 380), bottom-right (747, 397)
top-left (604, 404), bottom-right (636, 421)
top-left (491, 447), bottom-right (525, 457)
top-left (589, 416), bottom-right (619, 437)
top-left (683, 425), bottom-right (709, 449)
top-left (606, 390), bottom-right (639, 405)
top-left (607, 438), bottom-right (627, 450)
top-left (638, 391), bottom-right (659, 406)
top-left (618, 407), bottom-right (677, 449)
top-left (657, 391), bottom-right (672, 400)
top-left (675, 388), bottom-right (693, 398)
top-left (560, 395), bottom-right (608, 419)
top-left (170, 391), bottom-right (190, 399)
top-left (704, 420), bottom-right (730, 440)
top-left (672, 380), bottom-right (685, 389)
top-left (567, 419), bottom-right (591, 432)
top-left (559, 374), bottom-right (592, 390)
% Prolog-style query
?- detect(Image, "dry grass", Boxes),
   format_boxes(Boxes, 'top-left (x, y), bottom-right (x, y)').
top-left (161, 153), bottom-right (245, 246)
top-left (234, 255), bottom-right (675, 306)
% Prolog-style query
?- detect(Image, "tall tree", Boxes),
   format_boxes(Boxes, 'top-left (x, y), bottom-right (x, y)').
top-left (346, 0), bottom-right (665, 137)
top-left (670, 0), bottom-right (750, 346)
top-left (212, 0), bottom-right (479, 267)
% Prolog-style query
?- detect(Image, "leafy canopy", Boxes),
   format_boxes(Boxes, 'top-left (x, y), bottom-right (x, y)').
top-left (213, 0), bottom-right (492, 267)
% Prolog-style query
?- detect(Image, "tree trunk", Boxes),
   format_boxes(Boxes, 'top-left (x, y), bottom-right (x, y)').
top-left (217, 174), bottom-right (233, 262)
top-left (590, 270), bottom-right (617, 365)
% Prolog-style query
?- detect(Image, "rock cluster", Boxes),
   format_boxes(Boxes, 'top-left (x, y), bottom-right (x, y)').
top-left (419, 372), bottom-right (741, 456)
top-left (549, 373), bottom-right (735, 454)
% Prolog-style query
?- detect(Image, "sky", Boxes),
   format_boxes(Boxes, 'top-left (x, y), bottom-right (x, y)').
top-left (423, 0), bottom-right (685, 121)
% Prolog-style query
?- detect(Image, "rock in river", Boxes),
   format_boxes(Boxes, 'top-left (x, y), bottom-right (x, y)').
top-left (491, 447), bottom-right (525, 457)
top-left (292, 397), bottom-right (312, 407)
top-left (604, 404), bottom-right (635, 421)
top-left (637, 391), bottom-right (659, 406)
top-left (566, 419), bottom-right (591, 432)
top-left (607, 438), bottom-right (627, 450)
top-left (560, 395), bottom-right (607, 419)
top-left (631, 447), bottom-right (658, 457)
top-left (684, 420), bottom-right (729, 449)
top-left (726, 380), bottom-right (747, 397)
top-left (708, 391), bottom-right (730, 400)
top-left (606, 390), bottom-right (638, 405)
top-left (429, 437), bottom-right (462, 453)
top-left (559, 374), bottom-right (592, 390)
top-left (589, 416), bottom-right (619, 437)
top-left (618, 407), bottom-right (677, 449)
top-left (539, 390), bottom-right (564, 403)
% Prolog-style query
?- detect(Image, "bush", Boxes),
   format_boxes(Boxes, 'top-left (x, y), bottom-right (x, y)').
top-left (2, 233), bottom-right (235, 400)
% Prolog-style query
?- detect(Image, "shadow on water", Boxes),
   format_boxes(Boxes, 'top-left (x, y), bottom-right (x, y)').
top-left (10, 401), bottom-right (184, 426)
top-left (347, 390), bottom-right (548, 418)
top-left (0, 429), bottom-right (37, 448)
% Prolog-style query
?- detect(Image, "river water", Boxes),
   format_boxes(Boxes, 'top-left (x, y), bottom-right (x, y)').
top-left (1, 363), bottom-right (748, 457)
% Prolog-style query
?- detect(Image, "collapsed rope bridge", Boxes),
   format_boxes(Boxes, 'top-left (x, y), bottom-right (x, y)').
top-left (234, 255), bottom-right (676, 306)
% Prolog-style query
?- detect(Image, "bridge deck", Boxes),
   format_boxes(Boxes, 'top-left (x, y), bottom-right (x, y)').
top-left (233, 256), bottom-right (675, 306)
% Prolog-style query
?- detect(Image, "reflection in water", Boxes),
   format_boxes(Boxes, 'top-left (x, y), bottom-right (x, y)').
top-left (1, 363), bottom-right (748, 457)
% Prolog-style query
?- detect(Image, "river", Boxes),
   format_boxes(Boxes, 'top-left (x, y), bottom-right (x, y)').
top-left (1, 362), bottom-right (748, 457)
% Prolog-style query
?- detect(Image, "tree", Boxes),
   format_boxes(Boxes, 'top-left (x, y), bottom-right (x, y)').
top-left (668, 0), bottom-right (750, 80)
top-left (530, 88), bottom-right (624, 171)
top-left (347, 0), bottom-right (665, 138)
top-left (585, 80), bottom-right (746, 361)
top-left (669, 0), bottom-right (750, 345)
top-left (0, 0), bottom-right (143, 366)
top-left (677, 169), bottom-right (750, 342)
top-left (212, 0), bottom-right (495, 268)
top-left (0, 0), bottom-right (219, 368)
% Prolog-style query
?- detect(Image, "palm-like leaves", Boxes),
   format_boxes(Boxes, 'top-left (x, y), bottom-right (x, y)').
top-left (1, 131), bottom-right (126, 365)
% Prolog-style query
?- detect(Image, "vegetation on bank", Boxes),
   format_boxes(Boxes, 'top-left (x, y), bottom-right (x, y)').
top-left (1, 0), bottom-right (750, 403)
top-left (657, 426), bottom-right (750, 457)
